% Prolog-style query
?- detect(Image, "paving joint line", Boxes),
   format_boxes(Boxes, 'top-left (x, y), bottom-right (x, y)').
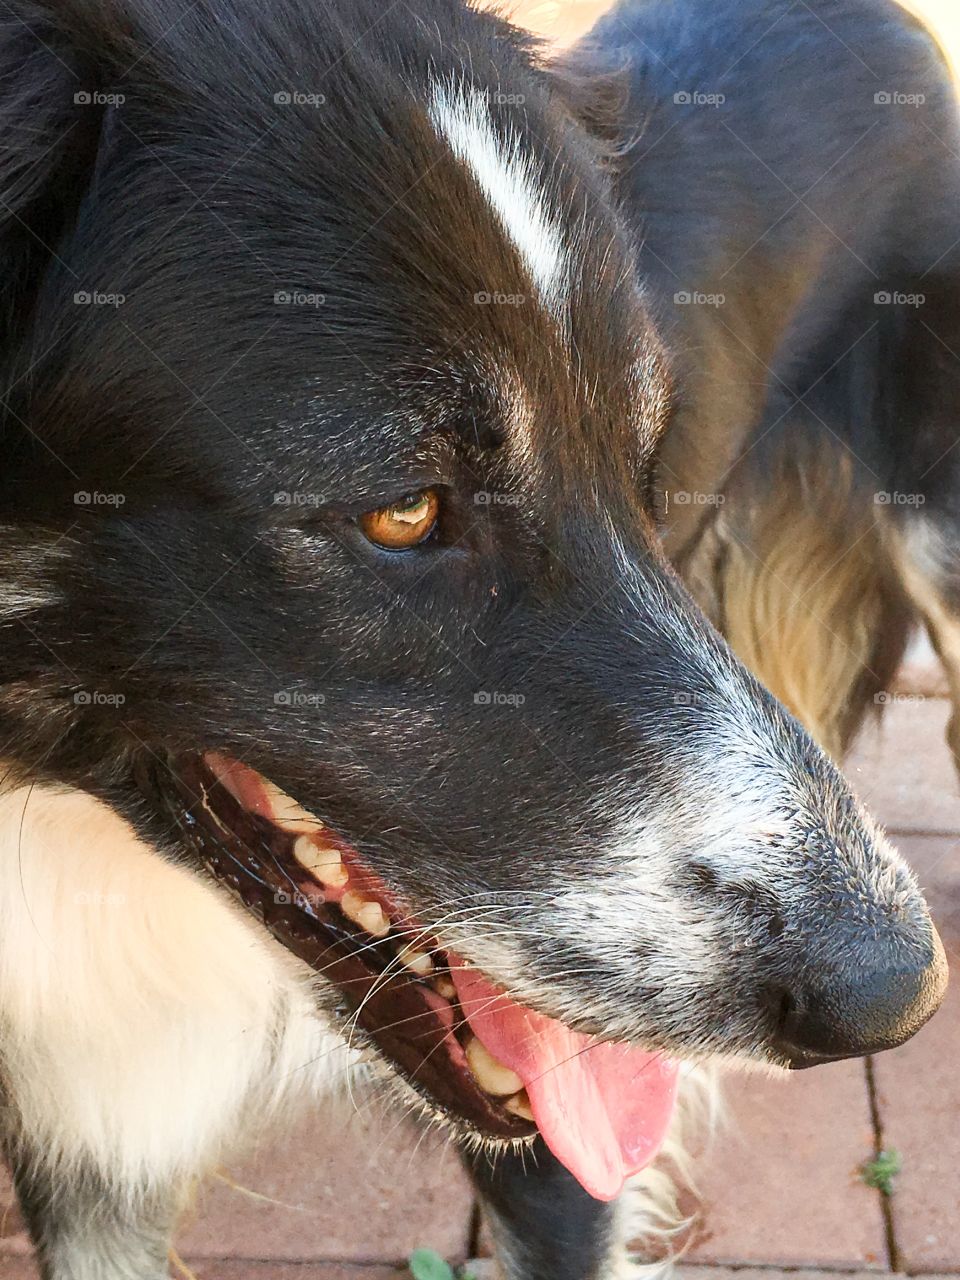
top-left (865, 1055), bottom-right (901, 1272)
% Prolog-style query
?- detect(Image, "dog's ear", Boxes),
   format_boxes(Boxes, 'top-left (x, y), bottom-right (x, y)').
top-left (0, 2), bottom-right (113, 365)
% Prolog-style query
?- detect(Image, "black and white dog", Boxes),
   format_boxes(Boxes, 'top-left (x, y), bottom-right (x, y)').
top-left (0, 0), bottom-right (954, 1276)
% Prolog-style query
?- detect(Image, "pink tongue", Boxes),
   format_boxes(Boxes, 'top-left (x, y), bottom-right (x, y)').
top-left (452, 966), bottom-right (680, 1202)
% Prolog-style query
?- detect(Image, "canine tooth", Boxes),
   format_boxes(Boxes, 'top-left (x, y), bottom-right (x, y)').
top-left (259, 779), bottom-right (320, 833)
top-left (504, 1091), bottom-right (534, 1122)
top-left (433, 975), bottom-right (456, 1000)
top-left (399, 945), bottom-right (434, 977)
top-left (341, 890), bottom-right (390, 938)
top-left (465, 1036), bottom-right (523, 1097)
top-left (293, 835), bottom-right (349, 887)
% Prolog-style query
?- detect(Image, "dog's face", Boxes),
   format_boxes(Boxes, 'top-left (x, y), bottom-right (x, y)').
top-left (0, 0), bottom-right (946, 1194)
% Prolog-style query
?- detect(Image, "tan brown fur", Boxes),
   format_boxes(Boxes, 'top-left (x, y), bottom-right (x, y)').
top-left (680, 437), bottom-right (912, 760)
top-left (885, 516), bottom-right (960, 770)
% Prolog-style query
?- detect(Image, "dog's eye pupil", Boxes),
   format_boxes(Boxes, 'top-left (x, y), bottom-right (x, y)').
top-left (360, 490), bottom-right (439, 549)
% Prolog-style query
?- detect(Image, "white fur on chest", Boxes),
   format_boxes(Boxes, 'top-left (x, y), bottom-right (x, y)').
top-left (0, 781), bottom-right (355, 1188)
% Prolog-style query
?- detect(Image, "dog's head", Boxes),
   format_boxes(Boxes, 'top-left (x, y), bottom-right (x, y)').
top-left (0, 0), bottom-right (945, 1199)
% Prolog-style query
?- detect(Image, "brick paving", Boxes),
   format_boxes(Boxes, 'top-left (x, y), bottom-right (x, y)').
top-left (2, 648), bottom-right (959, 1278)
top-left (175, 1105), bottom-right (474, 1265)
top-left (684, 1059), bottom-right (888, 1270)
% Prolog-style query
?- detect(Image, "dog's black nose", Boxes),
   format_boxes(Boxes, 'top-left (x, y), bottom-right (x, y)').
top-left (769, 927), bottom-right (948, 1067)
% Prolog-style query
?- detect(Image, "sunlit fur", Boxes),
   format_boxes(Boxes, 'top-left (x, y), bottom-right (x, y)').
top-left (681, 442), bottom-right (912, 760)
top-left (0, 0), bottom-right (952, 1276)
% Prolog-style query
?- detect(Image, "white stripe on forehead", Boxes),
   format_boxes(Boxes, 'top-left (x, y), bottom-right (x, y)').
top-left (428, 78), bottom-right (567, 313)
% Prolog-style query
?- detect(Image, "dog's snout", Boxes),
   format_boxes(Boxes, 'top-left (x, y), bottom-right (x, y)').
top-left (768, 925), bottom-right (949, 1067)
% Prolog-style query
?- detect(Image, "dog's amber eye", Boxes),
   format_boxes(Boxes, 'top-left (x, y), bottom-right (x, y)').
top-left (360, 490), bottom-right (439, 549)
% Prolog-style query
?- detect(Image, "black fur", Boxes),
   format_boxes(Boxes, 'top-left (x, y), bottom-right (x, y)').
top-left (467, 1141), bottom-right (619, 1280)
top-left (0, 0), bottom-right (952, 1275)
top-left (4, 1143), bottom-right (173, 1280)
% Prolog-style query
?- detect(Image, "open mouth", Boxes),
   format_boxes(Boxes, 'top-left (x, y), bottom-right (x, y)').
top-left (140, 751), bottom-right (680, 1201)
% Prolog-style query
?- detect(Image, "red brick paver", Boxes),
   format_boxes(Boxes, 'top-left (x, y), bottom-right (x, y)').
top-left (178, 1267), bottom-right (406, 1279)
top-left (177, 1106), bottom-right (473, 1266)
top-left (848, 699), bottom-right (960, 835)
top-left (686, 1060), bottom-right (887, 1269)
top-left (0, 1165), bottom-right (29, 1256)
top-left (0, 1263), bottom-right (42, 1280)
top-left (678, 1270), bottom-right (892, 1280)
top-left (11, 1267), bottom-right (408, 1280)
top-left (870, 833), bottom-right (960, 1273)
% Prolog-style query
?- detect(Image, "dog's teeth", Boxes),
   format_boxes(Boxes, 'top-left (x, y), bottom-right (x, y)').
top-left (465, 1036), bottom-right (523, 1096)
top-left (433, 975), bottom-right (457, 1000)
top-left (293, 835), bottom-right (349, 887)
top-left (399, 945), bottom-right (434, 977)
top-left (504, 1090), bottom-right (534, 1122)
top-left (259, 779), bottom-right (320, 833)
top-left (341, 890), bottom-right (391, 938)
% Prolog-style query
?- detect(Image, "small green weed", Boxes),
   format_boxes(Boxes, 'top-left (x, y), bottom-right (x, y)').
top-left (408, 1248), bottom-right (478, 1280)
top-left (861, 1148), bottom-right (902, 1196)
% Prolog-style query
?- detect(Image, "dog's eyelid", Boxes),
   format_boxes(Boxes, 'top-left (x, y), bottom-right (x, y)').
top-left (282, 476), bottom-right (451, 525)
top-left (334, 460), bottom-right (455, 511)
